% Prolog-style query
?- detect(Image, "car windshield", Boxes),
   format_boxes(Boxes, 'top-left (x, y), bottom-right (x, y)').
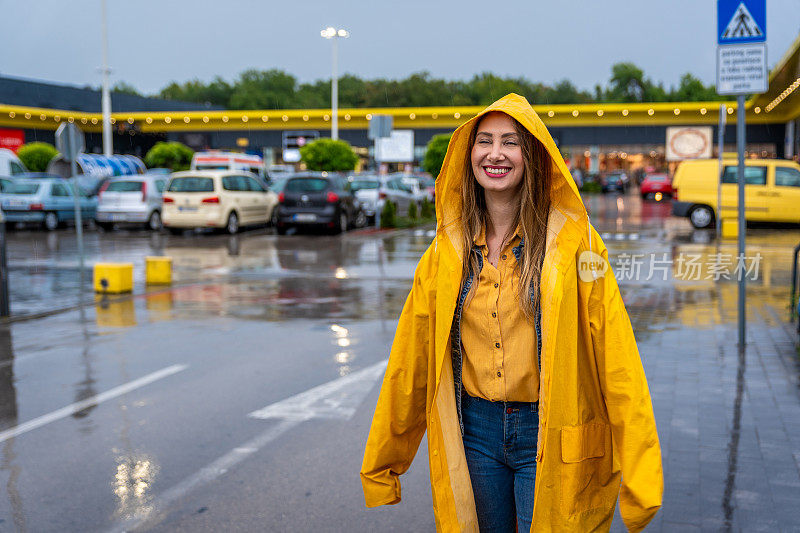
top-left (606, 175), bottom-right (621, 183)
top-left (269, 177), bottom-right (288, 192)
top-left (167, 177), bottom-right (215, 192)
top-left (6, 182), bottom-right (40, 195)
top-left (106, 181), bottom-right (143, 192)
top-left (195, 164), bottom-right (229, 171)
top-left (285, 178), bottom-right (328, 192)
top-left (647, 175), bottom-right (668, 182)
top-left (350, 179), bottom-right (379, 191)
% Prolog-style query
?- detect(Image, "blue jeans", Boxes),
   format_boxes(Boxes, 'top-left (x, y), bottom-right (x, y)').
top-left (461, 393), bottom-right (539, 533)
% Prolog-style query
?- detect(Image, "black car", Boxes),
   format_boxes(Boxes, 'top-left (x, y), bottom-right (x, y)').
top-left (275, 173), bottom-right (366, 235)
top-left (601, 171), bottom-right (629, 194)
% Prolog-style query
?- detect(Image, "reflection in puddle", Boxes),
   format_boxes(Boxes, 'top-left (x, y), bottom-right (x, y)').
top-left (112, 454), bottom-right (158, 520)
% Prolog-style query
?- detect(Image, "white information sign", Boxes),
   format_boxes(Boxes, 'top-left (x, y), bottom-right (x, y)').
top-left (666, 127), bottom-right (713, 161)
top-left (375, 130), bottom-right (414, 162)
top-left (716, 43), bottom-right (767, 95)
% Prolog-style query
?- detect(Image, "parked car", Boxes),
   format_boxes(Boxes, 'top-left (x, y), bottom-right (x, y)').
top-left (0, 148), bottom-right (27, 178)
top-left (95, 173), bottom-right (169, 231)
top-left (162, 170), bottom-right (278, 235)
top-left (0, 178), bottom-right (96, 230)
top-left (640, 173), bottom-right (673, 199)
top-left (275, 173), bottom-right (365, 235)
top-left (671, 158), bottom-right (800, 228)
top-left (601, 171), bottom-right (629, 193)
top-left (349, 174), bottom-right (381, 223)
top-left (379, 175), bottom-right (418, 217)
top-left (395, 173), bottom-right (435, 203)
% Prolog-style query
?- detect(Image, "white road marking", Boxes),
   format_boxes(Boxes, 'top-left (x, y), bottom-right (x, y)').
top-left (248, 358), bottom-right (388, 421)
top-left (107, 359), bottom-right (388, 533)
top-left (0, 364), bottom-right (188, 444)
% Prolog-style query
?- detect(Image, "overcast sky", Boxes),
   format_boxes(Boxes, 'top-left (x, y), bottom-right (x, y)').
top-left (3, 0), bottom-right (799, 96)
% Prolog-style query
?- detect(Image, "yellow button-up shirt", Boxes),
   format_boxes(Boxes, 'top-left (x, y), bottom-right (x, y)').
top-left (461, 226), bottom-right (539, 402)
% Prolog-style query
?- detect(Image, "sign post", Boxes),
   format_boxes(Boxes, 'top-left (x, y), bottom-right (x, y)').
top-left (716, 104), bottom-right (727, 237)
top-left (55, 123), bottom-right (86, 275)
top-left (716, 0), bottom-right (767, 350)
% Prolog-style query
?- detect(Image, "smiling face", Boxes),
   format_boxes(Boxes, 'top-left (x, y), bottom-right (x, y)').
top-left (470, 112), bottom-right (525, 197)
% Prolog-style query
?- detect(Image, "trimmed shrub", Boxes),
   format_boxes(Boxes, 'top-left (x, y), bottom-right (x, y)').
top-left (407, 201), bottom-right (418, 220)
top-left (299, 138), bottom-right (358, 171)
top-left (420, 198), bottom-right (435, 219)
top-left (380, 200), bottom-right (397, 228)
top-left (144, 141), bottom-right (194, 171)
top-left (17, 142), bottom-right (58, 172)
top-left (422, 133), bottom-right (452, 177)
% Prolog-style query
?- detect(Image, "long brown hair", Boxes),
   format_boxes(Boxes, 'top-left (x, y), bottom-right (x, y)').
top-left (459, 113), bottom-right (552, 319)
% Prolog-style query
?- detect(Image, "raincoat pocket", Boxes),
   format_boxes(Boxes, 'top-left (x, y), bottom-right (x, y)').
top-left (559, 422), bottom-right (611, 516)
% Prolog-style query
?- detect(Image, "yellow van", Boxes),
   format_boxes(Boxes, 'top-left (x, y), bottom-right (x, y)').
top-left (162, 170), bottom-right (278, 235)
top-left (671, 158), bottom-right (800, 228)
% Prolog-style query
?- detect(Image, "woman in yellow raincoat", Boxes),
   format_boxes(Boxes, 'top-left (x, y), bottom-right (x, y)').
top-left (361, 94), bottom-right (662, 532)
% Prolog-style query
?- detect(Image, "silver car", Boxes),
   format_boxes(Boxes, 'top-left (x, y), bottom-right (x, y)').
top-left (95, 173), bottom-right (168, 231)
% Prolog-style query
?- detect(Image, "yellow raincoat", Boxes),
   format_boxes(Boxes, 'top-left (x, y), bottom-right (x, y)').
top-left (361, 94), bottom-right (663, 532)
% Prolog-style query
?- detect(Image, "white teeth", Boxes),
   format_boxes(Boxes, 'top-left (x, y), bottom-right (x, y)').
top-left (485, 167), bottom-right (509, 175)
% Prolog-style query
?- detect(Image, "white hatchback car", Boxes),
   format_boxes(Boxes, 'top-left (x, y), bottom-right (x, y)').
top-left (162, 170), bottom-right (278, 235)
top-left (95, 173), bottom-right (168, 231)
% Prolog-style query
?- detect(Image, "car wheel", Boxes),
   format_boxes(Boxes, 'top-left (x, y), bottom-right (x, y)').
top-left (44, 212), bottom-right (59, 231)
top-left (335, 211), bottom-right (348, 234)
top-left (689, 205), bottom-right (714, 229)
top-left (276, 225), bottom-right (288, 235)
top-left (226, 212), bottom-right (240, 235)
top-left (146, 211), bottom-right (162, 231)
top-left (641, 193), bottom-right (648, 200)
top-left (270, 208), bottom-right (279, 227)
top-left (97, 221), bottom-right (114, 232)
top-left (354, 209), bottom-right (367, 228)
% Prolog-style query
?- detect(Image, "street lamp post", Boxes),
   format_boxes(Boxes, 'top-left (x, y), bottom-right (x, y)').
top-left (100, 0), bottom-right (113, 156)
top-left (320, 27), bottom-right (349, 141)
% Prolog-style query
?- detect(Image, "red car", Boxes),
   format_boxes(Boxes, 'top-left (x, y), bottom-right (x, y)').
top-left (640, 173), bottom-right (673, 199)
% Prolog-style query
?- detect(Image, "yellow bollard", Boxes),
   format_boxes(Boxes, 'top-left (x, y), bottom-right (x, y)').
top-left (145, 256), bottom-right (173, 285)
top-left (721, 218), bottom-right (738, 240)
top-left (94, 263), bottom-right (134, 293)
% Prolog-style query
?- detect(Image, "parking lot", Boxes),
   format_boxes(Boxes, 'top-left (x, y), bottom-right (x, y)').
top-left (1, 191), bottom-right (800, 531)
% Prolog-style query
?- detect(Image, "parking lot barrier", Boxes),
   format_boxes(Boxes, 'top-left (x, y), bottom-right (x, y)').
top-left (93, 263), bottom-right (134, 294)
top-left (145, 256), bottom-right (173, 285)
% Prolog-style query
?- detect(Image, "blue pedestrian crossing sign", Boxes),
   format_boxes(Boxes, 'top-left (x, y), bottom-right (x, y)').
top-left (718, 0), bottom-right (766, 44)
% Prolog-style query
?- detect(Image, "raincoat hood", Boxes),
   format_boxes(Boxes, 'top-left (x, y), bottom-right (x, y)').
top-left (435, 93), bottom-right (587, 257)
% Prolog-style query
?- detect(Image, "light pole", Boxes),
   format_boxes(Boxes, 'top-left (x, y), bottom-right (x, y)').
top-left (100, 0), bottom-right (113, 156)
top-left (320, 26), bottom-right (349, 141)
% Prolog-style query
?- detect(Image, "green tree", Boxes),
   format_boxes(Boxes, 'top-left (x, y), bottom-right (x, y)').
top-left (113, 81), bottom-right (142, 96)
top-left (671, 73), bottom-right (722, 101)
top-left (144, 142), bottom-right (194, 171)
top-left (159, 76), bottom-right (232, 107)
top-left (299, 139), bottom-right (358, 171)
top-left (606, 62), bottom-right (647, 102)
top-left (17, 142), bottom-right (58, 172)
top-left (423, 134), bottom-right (452, 177)
top-left (229, 69), bottom-right (297, 109)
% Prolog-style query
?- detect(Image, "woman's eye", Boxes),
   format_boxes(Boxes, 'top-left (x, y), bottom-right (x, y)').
top-left (505, 141), bottom-right (518, 146)
top-left (478, 139), bottom-right (491, 144)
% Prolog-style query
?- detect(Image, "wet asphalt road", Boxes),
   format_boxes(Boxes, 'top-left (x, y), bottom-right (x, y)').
top-left (1, 191), bottom-right (800, 531)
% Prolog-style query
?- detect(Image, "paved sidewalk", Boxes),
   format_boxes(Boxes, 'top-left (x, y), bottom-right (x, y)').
top-left (613, 282), bottom-right (800, 532)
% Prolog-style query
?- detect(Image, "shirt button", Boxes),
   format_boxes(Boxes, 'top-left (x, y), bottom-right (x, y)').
top-left (494, 283), bottom-right (499, 288)
top-left (501, 254), bottom-right (507, 260)
top-left (492, 312), bottom-right (497, 318)
top-left (497, 371), bottom-right (502, 377)
top-left (433, 449), bottom-right (438, 456)
top-left (495, 342), bottom-right (500, 348)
